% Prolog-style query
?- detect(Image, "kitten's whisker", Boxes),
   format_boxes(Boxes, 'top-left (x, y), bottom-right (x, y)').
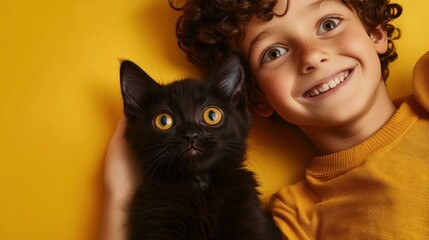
top-left (139, 146), bottom-right (170, 178)
top-left (139, 145), bottom-right (183, 182)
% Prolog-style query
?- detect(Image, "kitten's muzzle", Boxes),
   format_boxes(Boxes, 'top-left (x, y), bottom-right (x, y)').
top-left (183, 131), bottom-right (200, 143)
top-left (180, 124), bottom-right (204, 156)
top-left (183, 145), bottom-right (203, 157)
top-left (180, 124), bottom-right (202, 145)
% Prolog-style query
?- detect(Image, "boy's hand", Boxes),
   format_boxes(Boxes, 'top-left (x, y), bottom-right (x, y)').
top-left (413, 51), bottom-right (429, 112)
top-left (103, 117), bottom-right (139, 205)
top-left (100, 118), bottom-right (139, 240)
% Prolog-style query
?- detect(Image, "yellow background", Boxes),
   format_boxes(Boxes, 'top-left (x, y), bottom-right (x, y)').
top-left (0, 0), bottom-right (427, 239)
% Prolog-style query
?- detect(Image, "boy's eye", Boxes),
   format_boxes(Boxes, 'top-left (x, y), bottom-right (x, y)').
top-left (317, 17), bottom-right (341, 34)
top-left (262, 46), bottom-right (288, 63)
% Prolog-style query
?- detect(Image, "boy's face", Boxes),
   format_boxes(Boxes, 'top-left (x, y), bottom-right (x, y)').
top-left (240, 0), bottom-right (388, 128)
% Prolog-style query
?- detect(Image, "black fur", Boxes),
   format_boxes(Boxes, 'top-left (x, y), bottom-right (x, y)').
top-left (120, 52), bottom-right (281, 240)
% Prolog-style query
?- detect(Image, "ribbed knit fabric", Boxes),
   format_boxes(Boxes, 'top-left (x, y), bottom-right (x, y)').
top-left (270, 96), bottom-right (429, 240)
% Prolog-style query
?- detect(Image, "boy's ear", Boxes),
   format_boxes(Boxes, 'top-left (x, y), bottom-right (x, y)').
top-left (253, 89), bottom-right (274, 117)
top-left (370, 25), bottom-right (388, 54)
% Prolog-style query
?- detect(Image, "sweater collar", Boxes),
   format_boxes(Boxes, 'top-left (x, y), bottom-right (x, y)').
top-left (306, 96), bottom-right (420, 176)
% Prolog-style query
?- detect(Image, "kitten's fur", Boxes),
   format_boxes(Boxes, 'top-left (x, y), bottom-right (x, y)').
top-left (120, 52), bottom-right (280, 240)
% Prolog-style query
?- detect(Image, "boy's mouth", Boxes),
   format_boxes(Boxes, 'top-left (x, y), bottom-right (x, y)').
top-left (303, 69), bottom-right (352, 98)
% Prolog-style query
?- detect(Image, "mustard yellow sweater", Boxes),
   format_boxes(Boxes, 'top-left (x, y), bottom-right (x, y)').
top-left (270, 95), bottom-right (429, 239)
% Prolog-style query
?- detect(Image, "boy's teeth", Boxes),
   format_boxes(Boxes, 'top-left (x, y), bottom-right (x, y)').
top-left (313, 89), bottom-right (320, 95)
top-left (321, 83), bottom-right (329, 92)
top-left (304, 70), bottom-right (350, 98)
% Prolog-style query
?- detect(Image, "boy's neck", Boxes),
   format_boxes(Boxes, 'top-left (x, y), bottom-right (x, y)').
top-left (299, 82), bottom-right (396, 155)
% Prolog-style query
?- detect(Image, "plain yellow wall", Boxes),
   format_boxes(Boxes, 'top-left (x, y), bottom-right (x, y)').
top-left (0, 0), bottom-right (427, 239)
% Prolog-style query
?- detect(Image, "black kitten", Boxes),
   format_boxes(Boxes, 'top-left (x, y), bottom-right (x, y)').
top-left (120, 52), bottom-right (280, 240)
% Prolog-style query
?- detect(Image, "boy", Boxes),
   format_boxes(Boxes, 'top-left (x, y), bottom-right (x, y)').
top-left (100, 0), bottom-right (429, 239)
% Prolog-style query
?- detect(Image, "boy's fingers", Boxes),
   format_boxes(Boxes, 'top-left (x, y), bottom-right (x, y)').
top-left (113, 117), bottom-right (127, 138)
top-left (106, 118), bottom-right (129, 159)
top-left (413, 51), bottom-right (429, 112)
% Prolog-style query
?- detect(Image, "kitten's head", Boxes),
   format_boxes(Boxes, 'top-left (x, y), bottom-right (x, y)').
top-left (120, 52), bottom-right (250, 180)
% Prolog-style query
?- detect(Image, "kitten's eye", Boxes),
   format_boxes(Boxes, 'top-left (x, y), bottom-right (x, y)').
top-left (262, 46), bottom-right (288, 63)
top-left (203, 107), bottom-right (223, 125)
top-left (154, 113), bottom-right (173, 130)
top-left (317, 17), bottom-right (341, 34)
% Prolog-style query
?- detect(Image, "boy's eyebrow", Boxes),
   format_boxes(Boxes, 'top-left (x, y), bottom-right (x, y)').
top-left (247, 29), bottom-right (272, 56)
top-left (309, 0), bottom-right (341, 11)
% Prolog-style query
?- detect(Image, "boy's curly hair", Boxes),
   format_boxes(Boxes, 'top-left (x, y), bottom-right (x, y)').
top-left (169, 0), bottom-right (402, 106)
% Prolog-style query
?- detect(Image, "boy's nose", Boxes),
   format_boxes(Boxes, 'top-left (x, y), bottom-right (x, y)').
top-left (297, 40), bottom-right (329, 74)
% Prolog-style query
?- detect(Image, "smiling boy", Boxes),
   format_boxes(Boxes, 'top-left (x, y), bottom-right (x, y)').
top-left (241, 0), bottom-right (396, 154)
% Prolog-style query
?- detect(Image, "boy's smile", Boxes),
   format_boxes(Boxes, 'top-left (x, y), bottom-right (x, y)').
top-left (302, 67), bottom-right (353, 98)
top-left (240, 0), bottom-right (396, 152)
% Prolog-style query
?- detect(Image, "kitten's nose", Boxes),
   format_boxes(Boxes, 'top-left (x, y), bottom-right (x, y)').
top-left (180, 123), bottom-right (201, 143)
top-left (183, 131), bottom-right (199, 143)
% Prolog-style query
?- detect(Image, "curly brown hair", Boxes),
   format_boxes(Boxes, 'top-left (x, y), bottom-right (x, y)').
top-left (169, 0), bottom-right (402, 106)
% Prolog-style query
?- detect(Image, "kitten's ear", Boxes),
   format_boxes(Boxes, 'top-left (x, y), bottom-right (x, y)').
top-left (120, 60), bottom-right (160, 119)
top-left (212, 50), bottom-right (246, 100)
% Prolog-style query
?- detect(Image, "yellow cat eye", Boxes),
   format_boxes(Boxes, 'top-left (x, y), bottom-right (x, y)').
top-left (203, 107), bottom-right (223, 125)
top-left (154, 113), bottom-right (173, 130)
